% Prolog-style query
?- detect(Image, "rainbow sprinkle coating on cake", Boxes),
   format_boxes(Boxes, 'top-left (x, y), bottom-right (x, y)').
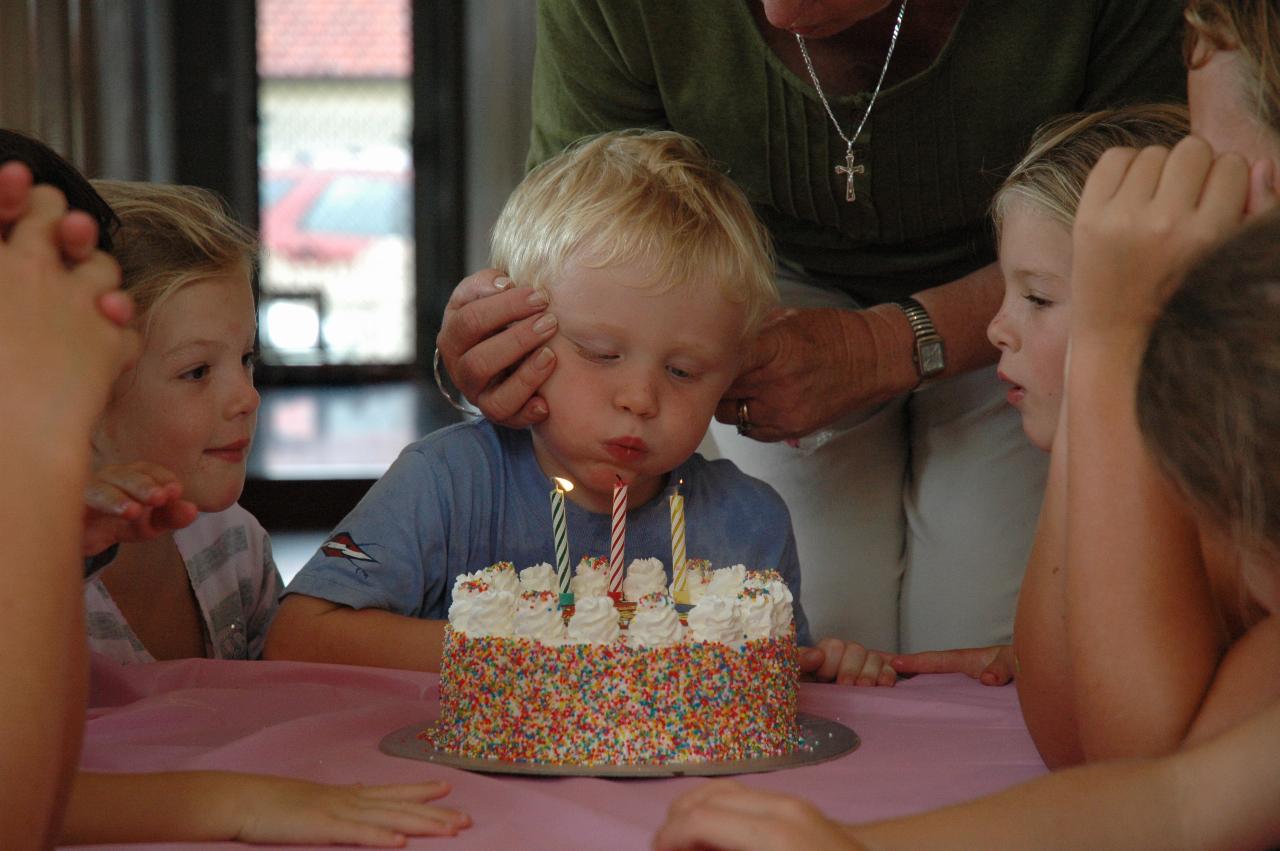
top-left (421, 559), bottom-right (802, 765)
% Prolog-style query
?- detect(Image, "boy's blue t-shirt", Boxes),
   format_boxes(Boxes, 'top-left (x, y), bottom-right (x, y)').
top-left (286, 419), bottom-right (811, 645)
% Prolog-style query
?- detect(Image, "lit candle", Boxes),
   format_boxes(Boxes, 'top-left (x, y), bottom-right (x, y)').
top-left (550, 477), bottom-right (574, 607)
top-left (608, 476), bottom-right (627, 601)
top-left (669, 480), bottom-right (688, 604)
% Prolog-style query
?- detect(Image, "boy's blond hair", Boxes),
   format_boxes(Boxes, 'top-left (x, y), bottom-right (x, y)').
top-left (992, 104), bottom-right (1190, 236)
top-left (1184, 0), bottom-right (1280, 133)
top-left (92, 179), bottom-right (257, 331)
top-left (490, 130), bottom-right (776, 336)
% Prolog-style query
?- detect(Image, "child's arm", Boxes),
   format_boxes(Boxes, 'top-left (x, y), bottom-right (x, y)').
top-left (60, 770), bottom-right (469, 846)
top-left (654, 701), bottom-right (1280, 851)
top-left (0, 168), bottom-right (136, 848)
top-left (1008, 419), bottom-right (1083, 765)
top-left (82, 461), bottom-right (198, 557)
top-left (1062, 139), bottom-right (1247, 760)
top-left (264, 594), bottom-right (448, 672)
top-left (1185, 614), bottom-right (1280, 746)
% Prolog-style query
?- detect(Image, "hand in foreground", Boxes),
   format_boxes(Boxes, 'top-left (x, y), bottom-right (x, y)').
top-left (83, 462), bottom-right (199, 556)
top-left (436, 268), bottom-right (558, 427)
top-left (799, 637), bottom-right (898, 687)
top-left (890, 643), bottom-right (1016, 687)
top-left (0, 160), bottom-right (133, 325)
top-left (233, 776), bottom-right (470, 846)
top-left (654, 780), bottom-right (865, 851)
top-left (0, 172), bottom-right (136, 433)
top-left (1071, 137), bottom-right (1249, 339)
top-left (714, 307), bottom-right (898, 442)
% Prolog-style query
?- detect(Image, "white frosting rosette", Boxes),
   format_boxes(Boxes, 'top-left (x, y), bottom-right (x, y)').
top-left (449, 572), bottom-right (516, 637)
top-left (482, 561), bottom-right (520, 596)
top-left (572, 558), bottom-right (609, 598)
top-left (744, 571), bottom-right (795, 639)
top-left (706, 564), bottom-right (747, 597)
top-left (686, 595), bottom-right (744, 645)
top-left (739, 588), bottom-right (775, 640)
top-left (518, 562), bottom-right (557, 593)
top-left (764, 579), bottom-right (794, 638)
top-left (514, 590), bottom-right (565, 644)
top-left (626, 592), bottom-right (685, 648)
top-left (682, 560), bottom-right (715, 603)
top-left (623, 557), bottom-right (667, 601)
top-left (565, 595), bottom-right (621, 644)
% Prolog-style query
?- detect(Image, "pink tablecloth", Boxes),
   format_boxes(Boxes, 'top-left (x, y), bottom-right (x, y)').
top-left (74, 656), bottom-right (1046, 850)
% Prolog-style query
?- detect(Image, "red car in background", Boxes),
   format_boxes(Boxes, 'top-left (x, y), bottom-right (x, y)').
top-left (260, 168), bottom-right (410, 264)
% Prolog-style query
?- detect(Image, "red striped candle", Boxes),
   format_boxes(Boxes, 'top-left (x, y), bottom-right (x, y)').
top-left (608, 476), bottom-right (627, 601)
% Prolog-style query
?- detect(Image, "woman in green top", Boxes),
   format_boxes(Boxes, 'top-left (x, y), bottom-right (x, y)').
top-left (436, 0), bottom-right (1185, 657)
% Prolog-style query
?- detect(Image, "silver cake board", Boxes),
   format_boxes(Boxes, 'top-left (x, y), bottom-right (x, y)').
top-left (379, 713), bottom-right (858, 778)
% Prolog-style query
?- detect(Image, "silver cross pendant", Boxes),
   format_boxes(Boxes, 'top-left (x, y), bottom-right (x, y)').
top-left (834, 149), bottom-right (865, 202)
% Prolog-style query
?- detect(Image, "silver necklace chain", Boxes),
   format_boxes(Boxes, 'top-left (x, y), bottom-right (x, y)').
top-left (796, 0), bottom-right (907, 201)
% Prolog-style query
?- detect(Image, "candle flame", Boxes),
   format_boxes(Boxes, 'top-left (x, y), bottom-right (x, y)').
top-left (553, 476), bottom-right (574, 493)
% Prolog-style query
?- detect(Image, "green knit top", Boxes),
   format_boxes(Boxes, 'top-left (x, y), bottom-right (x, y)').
top-left (528, 0), bottom-right (1186, 303)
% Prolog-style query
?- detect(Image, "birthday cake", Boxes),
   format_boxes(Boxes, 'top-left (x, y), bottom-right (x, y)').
top-left (421, 558), bottom-right (801, 765)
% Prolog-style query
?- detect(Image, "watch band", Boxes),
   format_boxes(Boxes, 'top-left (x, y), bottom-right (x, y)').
top-left (892, 297), bottom-right (946, 385)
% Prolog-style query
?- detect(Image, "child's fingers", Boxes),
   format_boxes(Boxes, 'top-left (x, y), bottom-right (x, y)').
top-left (1078, 146), bottom-right (1139, 213)
top-left (1153, 136), bottom-right (1215, 209)
top-left (97, 290), bottom-right (136, 328)
top-left (1113, 144), bottom-right (1170, 206)
top-left (1246, 158), bottom-right (1279, 217)
top-left (0, 160), bottom-right (34, 224)
top-left (797, 645), bottom-right (825, 675)
top-left (56, 209), bottom-right (101, 264)
top-left (84, 480), bottom-right (143, 519)
top-left (815, 637), bottom-right (851, 682)
top-left (1197, 151), bottom-right (1250, 228)
top-left (889, 649), bottom-right (977, 676)
top-left (666, 779), bottom-right (750, 820)
top-left (5, 184), bottom-right (70, 262)
top-left (150, 499), bottom-right (200, 532)
top-left (352, 781), bottom-right (452, 803)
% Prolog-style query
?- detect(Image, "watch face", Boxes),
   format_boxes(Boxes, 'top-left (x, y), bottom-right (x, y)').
top-left (919, 339), bottom-right (945, 376)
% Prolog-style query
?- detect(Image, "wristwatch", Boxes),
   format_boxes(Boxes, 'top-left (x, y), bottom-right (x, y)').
top-left (893, 297), bottom-right (945, 386)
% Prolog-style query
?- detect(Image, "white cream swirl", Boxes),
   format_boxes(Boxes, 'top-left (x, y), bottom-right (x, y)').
top-left (448, 574), bottom-right (516, 637)
top-left (623, 557), bottom-right (667, 601)
top-left (765, 579), bottom-right (794, 638)
top-left (686, 595), bottom-right (743, 645)
top-left (514, 590), bottom-right (565, 644)
top-left (572, 561), bottom-right (609, 598)
top-left (740, 589), bottom-right (775, 640)
top-left (566, 595), bottom-right (621, 644)
top-left (627, 593), bottom-right (684, 648)
top-left (482, 561), bottom-right (520, 596)
top-left (706, 564), bottom-right (747, 597)
top-left (518, 562), bottom-right (557, 593)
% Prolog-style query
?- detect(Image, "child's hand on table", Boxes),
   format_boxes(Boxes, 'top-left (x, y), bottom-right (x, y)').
top-left (889, 643), bottom-right (1016, 687)
top-left (654, 780), bottom-right (864, 851)
top-left (800, 637), bottom-right (898, 687)
top-left (82, 462), bottom-right (198, 556)
top-left (228, 775), bottom-right (470, 846)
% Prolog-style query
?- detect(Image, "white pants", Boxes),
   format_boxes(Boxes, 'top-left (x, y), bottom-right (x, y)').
top-left (701, 272), bottom-right (1047, 653)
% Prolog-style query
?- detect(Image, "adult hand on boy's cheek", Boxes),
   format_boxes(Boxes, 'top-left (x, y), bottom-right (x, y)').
top-left (715, 307), bottom-right (881, 442)
top-left (437, 268), bottom-right (557, 428)
top-left (799, 637), bottom-right (898, 687)
top-left (1072, 138), bottom-right (1249, 336)
top-left (889, 643), bottom-right (1016, 687)
top-left (655, 780), bottom-right (865, 851)
top-left (82, 462), bottom-right (199, 556)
